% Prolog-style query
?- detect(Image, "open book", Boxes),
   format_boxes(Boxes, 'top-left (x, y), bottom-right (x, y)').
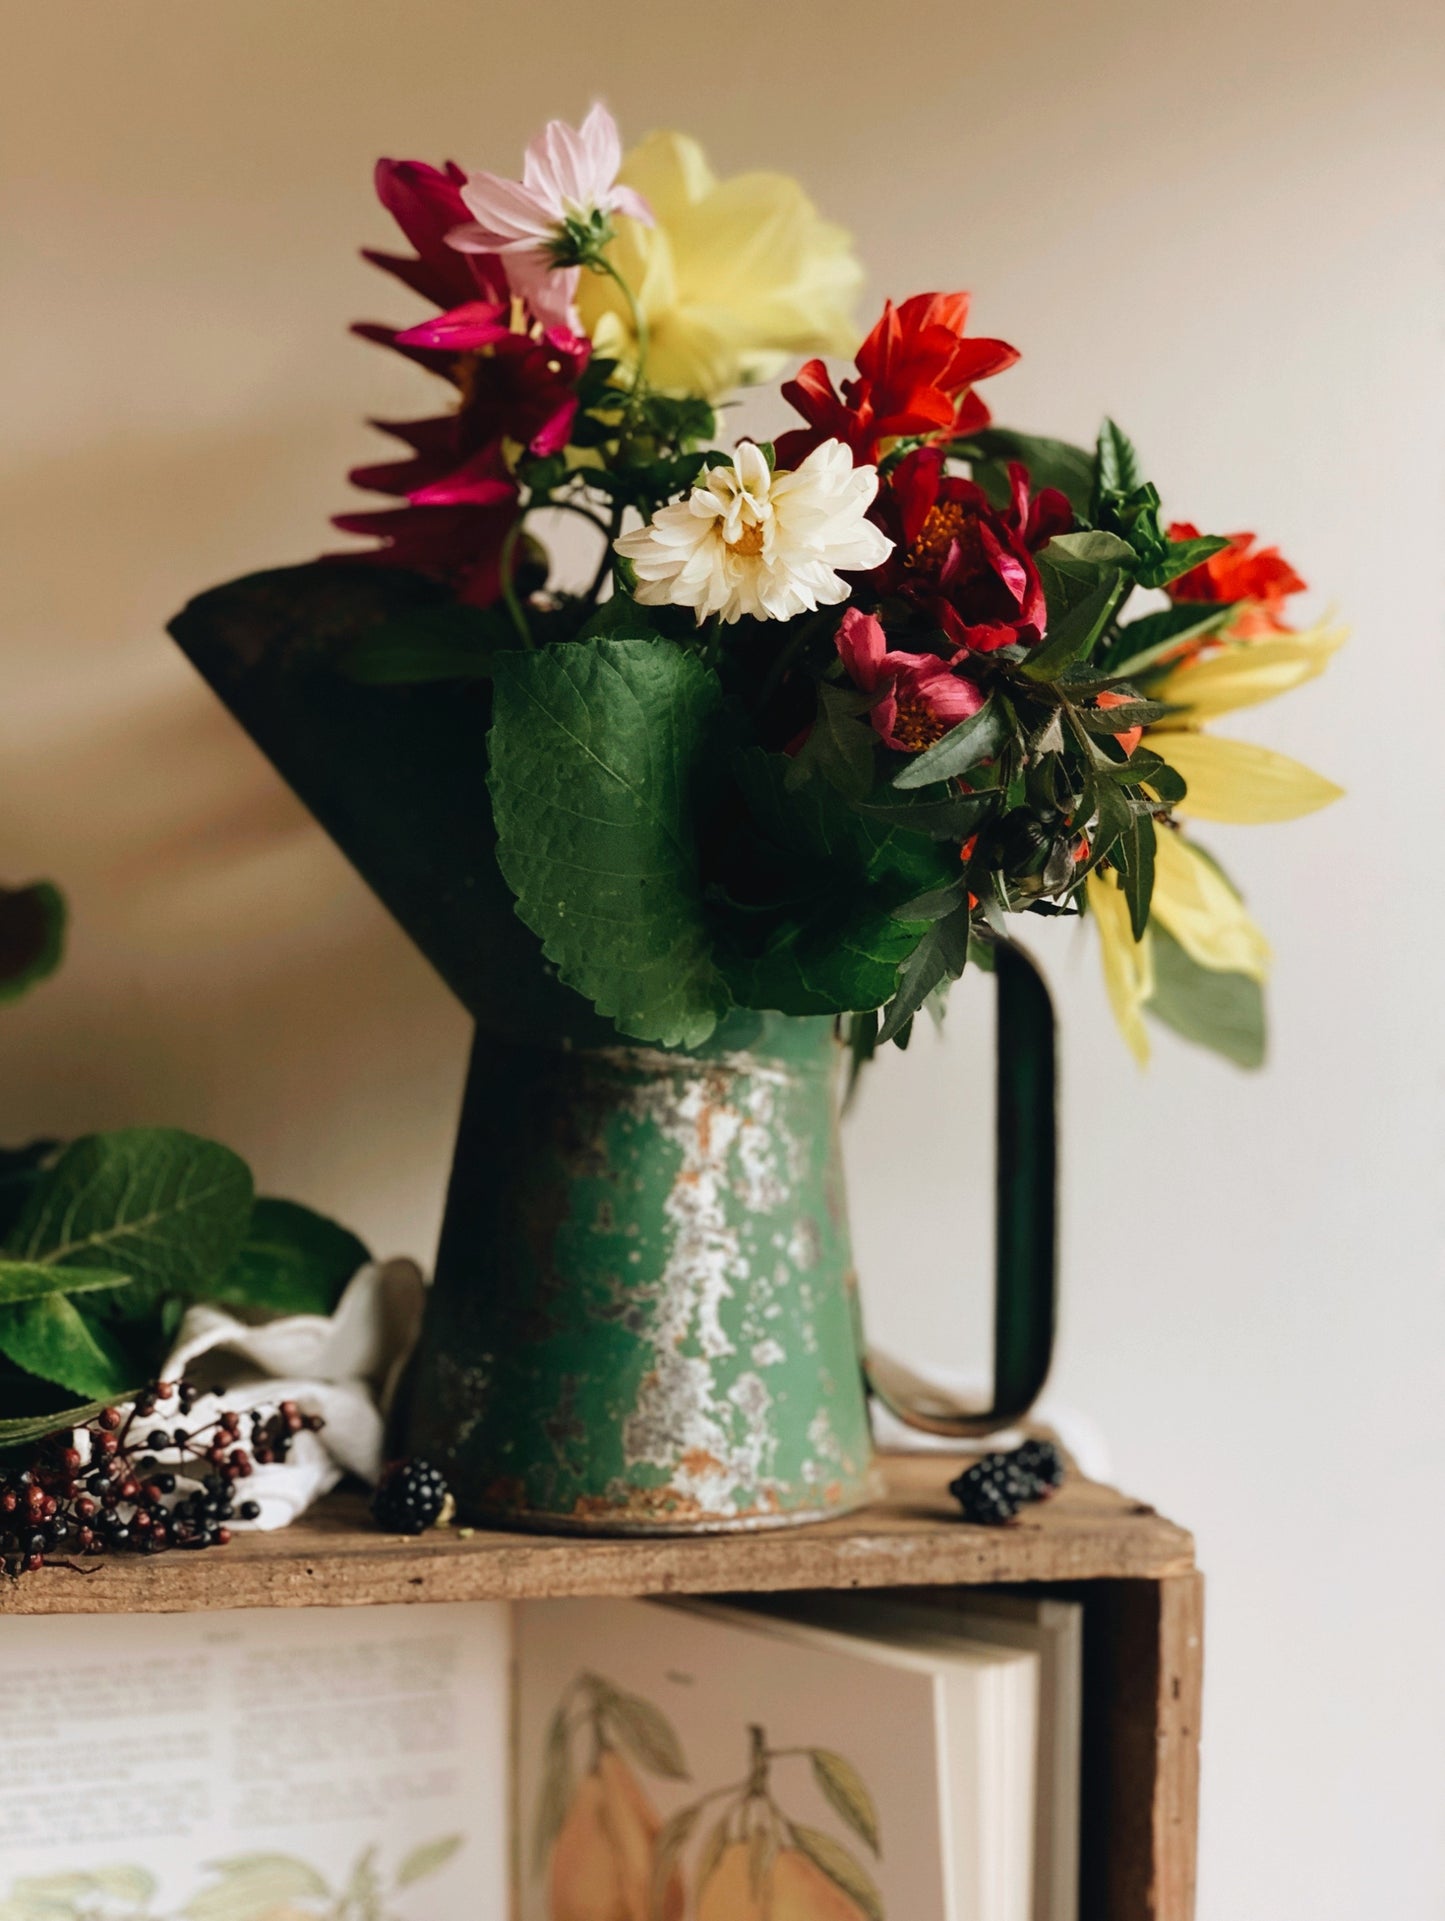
top-left (517, 1591), bottom-right (1081, 1921)
top-left (0, 1589), bottom-right (1079, 1921)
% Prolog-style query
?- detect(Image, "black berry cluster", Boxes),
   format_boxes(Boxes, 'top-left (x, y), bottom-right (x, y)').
top-left (949, 1439), bottom-right (1066, 1526)
top-left (0, 1379), bottom-right (324, 1578)
top-left (371, 1458), bottom-right (452, 1535)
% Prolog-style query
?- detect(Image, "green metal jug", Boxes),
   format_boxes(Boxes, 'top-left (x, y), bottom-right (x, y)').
top-left (171, 564), bottom-right (1057, 1535)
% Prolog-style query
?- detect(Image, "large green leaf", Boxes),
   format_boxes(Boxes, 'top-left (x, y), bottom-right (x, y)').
top-left (0, 1293), bottom-right (135, 1398)
top-left (487, 636), bottom-right (731, 1049)
top-left (5, 1129), bottom-right (254, 1322)
top-left (718, 753), bottom-right (953, 1016)
top-left (0, 1262), bottom-right (132, 1306)
top-left (1146, 923), bottom-right (1266, 1068)
top-left (209, 1198), bottom-right (369, 1318)
top-left (953, 427), bottom-right (1096, 515)
top-left (0, 881), bottom-right (66, 1005)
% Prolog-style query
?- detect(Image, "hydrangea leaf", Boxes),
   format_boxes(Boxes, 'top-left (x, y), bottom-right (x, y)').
top-left (208, 1198), bottom-right (370, 1318)
top-left (4, 1129), bottom-right (254, 1323)
top-left (487, 636), bottom-right (731, 1049)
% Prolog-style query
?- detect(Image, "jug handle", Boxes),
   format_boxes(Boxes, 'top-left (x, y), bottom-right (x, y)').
top-left (865, 940), bottom-right (1057, 1437)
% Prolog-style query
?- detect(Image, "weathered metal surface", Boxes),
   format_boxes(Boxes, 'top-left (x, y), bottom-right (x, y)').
top-left (405, 1014), bottom-right (879, 1532)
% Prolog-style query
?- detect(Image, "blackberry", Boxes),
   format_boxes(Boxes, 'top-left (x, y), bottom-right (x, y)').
top-left (1009, 1439), bottom-right (1066, 1498)
top-left (949, 1456), bottom-right (1027, 1526)
top-left (371, 1460), bottom-right (452, 1536)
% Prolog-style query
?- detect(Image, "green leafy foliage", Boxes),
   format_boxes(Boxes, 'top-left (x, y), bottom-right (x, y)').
top-left (6, 1129), bottom-right (254, 1324)
top-left (1147, 923), bottom-right (1266, 1067)
top-left (954, 427), bottom-right (1095, 514)
top-left (892, 698), bottom-right (1010, 789)
top-left (0, 1130), bottom-right (367, 1418)
top-left (488, 635), bottom-right (732, 1048)
top-left (209, 1199), bottom-right (369, 1317)
top-left (717, 753), bottom-right (955, 1016)
top-left (0, 881), bottom-right (66, 1005)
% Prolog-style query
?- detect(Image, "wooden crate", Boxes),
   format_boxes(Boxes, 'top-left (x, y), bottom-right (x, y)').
top-left (1, 1453), bottom-right (1201, 1921)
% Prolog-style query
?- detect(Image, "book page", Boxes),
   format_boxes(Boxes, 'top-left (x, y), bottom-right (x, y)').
top-left (0, 1600), bottom-right (509, 1919)
top-left (516, 1596), bottom-right (964, 1921)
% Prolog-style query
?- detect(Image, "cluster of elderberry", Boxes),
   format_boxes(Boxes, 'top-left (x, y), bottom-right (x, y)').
top-left (0, 1378), bottom-right (324, 1577)
top-left (949, 1439), bottom-right (1067, 1526)
top-left (371, 1458), bottom-right (452, 1535)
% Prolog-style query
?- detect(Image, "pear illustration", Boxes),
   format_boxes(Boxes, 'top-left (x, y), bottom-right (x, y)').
top-left (698, 1841), bottom-right (872, 1921)
top-left (534, 1673), bottom-right (690, 1921)
top-left (667, 1728), bottom-right (883, 1921)
top-left (549, 1749), bottom-right (684, 1921)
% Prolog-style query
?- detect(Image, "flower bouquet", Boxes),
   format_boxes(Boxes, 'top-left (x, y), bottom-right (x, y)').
top-left (170, 105), bottom-right (1341, 1531)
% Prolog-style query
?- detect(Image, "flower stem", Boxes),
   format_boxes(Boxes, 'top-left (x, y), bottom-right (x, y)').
top-left (498, 516), bottom-right (532, 648)
top-left (591, 255), bottom-right (650, 397)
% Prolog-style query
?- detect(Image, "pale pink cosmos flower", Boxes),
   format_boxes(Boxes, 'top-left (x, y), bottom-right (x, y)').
top-left (448, 104), bottom-right (652, 330)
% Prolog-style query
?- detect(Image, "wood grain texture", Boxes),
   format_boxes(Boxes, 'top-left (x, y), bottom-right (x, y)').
top-left (1077, 1571), bottom-right (1204, 1921)
top-left (0, 1452), bottom-right (1193, 1616)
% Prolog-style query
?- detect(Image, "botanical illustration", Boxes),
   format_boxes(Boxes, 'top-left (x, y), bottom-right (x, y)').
top-left (653, 1726), bottom-right (883, 1921)
top-left (532, 1675), bottom-right (883, 1920)
top-left (532, 1672), bottom-right (690, 1920)
top-left (0, 1839), bottom-right (463, 1921)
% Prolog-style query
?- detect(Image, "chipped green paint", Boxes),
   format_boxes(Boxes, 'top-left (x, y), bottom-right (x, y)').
top-left (405, 1012), bottom-right (879, 1531)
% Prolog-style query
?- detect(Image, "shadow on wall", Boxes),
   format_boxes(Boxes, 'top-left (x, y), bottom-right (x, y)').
top-left (0, 414), bottom-right (470, 1255)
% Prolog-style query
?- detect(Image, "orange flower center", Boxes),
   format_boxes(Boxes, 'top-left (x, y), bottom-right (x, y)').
top-left (891, 691), bottom-right (950, 752)
top-left (908, 500), bottom-right (984, 574)
top-left (726, 523), bottom-right (766, 557)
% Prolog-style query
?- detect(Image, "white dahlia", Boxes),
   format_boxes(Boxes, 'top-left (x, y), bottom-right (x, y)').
top-left (614, 439), bottom-right (892, 623)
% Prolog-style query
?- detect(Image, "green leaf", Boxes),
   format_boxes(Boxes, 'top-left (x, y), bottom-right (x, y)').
top-left (532, 1705), bottom-right (573, 1877)
top-left (1095, 418), bottom-right (1143, 498)
top-left (1115, 808), bottom-right (1157, 939)
top-left (576, 593), bottom-right (663, 643)
top-left (1100, 600), bottom-right (1238, 677)
top-left (488, 636), bottom-right (731, 1049)
top-left (790, 1825), bottom-right (885, 1921)
top-left (853, 789), bottom-right (997, 841)
top-left (5, 1129), bottom-right (255, 1323)
top-left (810, 1749), bottom-right (881, 1855)
top-left (1023, 570), bottom-right (1122, 681)
top-left (787, 682), bottom-right (876, 800)
top-left (953, 427), bottom-right (1095, 514)
top-left (604, 1688), bottom-right (690, 1779)
top-left (1078, 698), bottom-right (1173, 733)
top-left (1147, 923), bottom-right (1265, 1068)
top-left (1135, 534), bottom-right (1230, 591)
top-left (0, 1399), bottom-right (112, 1448)
top-left (0, 1140), bottom-right (61, 1243)
top-left (339, 603), bottom-right (507, 684)
top-left (0, 881), bottom-right (66, 1005)
top-left (0, 1262), bottom-right (133, 1306)
top-left (397, 1836), bottom-right (464, 1887)
top-left (718, 753), bottom-right (954, 1016)
top-left (182, 1856), bottom-right (330, 1921)
top-left (892, 698), bottom-right (1009, 789)
top-left (209, 1199), bottom-right (369, 1318)
top-left (878, 904), bottom-right (971, 1044)
top-left (0, 1293), bottom-right (136, 1398)
top-left (1037, 528), bottom-right (1136, 605)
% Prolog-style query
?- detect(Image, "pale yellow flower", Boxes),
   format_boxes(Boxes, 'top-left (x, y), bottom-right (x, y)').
top-left (577, 131), bottom-right (862, 399)
top-left (1147, 618), bottom-right (1346, 824)
top-left (1088, 833), bottom-right (1270, 1065)
top-left (1086, 870), bottom-right (1155, 1065)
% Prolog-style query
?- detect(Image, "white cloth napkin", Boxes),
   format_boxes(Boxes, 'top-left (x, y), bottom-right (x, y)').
top-left (96, 1258), bottom-right (426, 1531)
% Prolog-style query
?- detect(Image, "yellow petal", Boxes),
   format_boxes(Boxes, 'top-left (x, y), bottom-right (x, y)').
top-left (1152, 621), bottom-right (1346, 725)
top-left (1151, 833), bottom-right (1271, 981)
top-left (577, 132), bottom-right (862, 400)
top-left (1157, 732), bottom-right (1343, 823)
top-left (1086, 871), bottom-right (1154, 1065)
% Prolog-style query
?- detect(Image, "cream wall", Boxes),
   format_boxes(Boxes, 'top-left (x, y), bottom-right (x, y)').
top-left (2, 3), bottom-right (1441, 1913)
